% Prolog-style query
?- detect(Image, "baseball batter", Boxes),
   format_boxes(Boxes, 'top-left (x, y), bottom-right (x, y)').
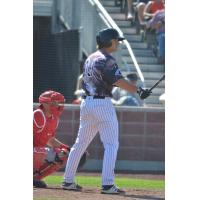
top-left (62, 28), bottom-right (151, 194)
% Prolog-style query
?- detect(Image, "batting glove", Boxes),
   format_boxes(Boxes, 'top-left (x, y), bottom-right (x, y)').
top-left (137, 87), bottom-right (152, 100)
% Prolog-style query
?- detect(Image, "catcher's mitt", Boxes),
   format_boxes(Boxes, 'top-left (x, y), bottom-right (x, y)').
top-left (58, 146), bottom-right (89, 168)
top-left (137, 87), bottom-right (152, 99)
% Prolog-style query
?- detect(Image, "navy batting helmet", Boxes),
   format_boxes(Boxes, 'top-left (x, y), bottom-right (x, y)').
top-left (96, 28), bottom-right (125, 44)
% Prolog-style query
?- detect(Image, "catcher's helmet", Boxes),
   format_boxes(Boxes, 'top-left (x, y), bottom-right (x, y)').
top-left (39, 90), bottom-right (65, 104)
top-left (39, 90), bottom-right (65, 117)
top-left (96, 28), bottom-right (125, 48)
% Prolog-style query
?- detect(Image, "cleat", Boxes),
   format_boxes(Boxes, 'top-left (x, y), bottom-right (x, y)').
top-left (101, 185), bottom-right (125, 194)
top-left (62, 182), bottom-right (82, 191)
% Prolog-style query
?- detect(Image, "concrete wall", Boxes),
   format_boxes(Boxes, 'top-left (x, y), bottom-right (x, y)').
top-left (34, 104), bottom-right (165, 172)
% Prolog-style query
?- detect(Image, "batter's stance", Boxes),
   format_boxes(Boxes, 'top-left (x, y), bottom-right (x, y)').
top-left (62, 28), bottom-right (151, 194)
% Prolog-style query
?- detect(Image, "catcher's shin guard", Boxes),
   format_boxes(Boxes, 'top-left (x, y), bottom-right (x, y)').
top-left (33, 147), bottom-right (68, 180)
top-left (33, 147), bottom-right (47, 171)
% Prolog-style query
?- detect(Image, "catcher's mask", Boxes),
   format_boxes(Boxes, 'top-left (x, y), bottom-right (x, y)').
top-left (96, 28), bottom-right (125, 48)
top-left (39, 90), bottom-right (65, 117)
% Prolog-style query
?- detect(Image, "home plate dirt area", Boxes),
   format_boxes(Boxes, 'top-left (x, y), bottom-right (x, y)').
top-left (33, 173), bottom-right (165, 200)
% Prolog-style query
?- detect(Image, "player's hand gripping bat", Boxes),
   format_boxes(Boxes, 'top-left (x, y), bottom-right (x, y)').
top-left (138, 74), bottom-right (165, 100)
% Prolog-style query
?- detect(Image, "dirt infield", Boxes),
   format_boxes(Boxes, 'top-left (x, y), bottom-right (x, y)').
top-left (33, 173), bottom-right (165, 200)
top-left (33, 186), bottom-right (164, 200)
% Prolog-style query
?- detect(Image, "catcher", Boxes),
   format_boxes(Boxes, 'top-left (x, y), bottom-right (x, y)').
top-left (33, 90), bottom-right (87, 188)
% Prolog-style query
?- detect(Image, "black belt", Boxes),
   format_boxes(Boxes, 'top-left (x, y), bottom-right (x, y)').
top-left (83, 95), bottom-right (106, 99)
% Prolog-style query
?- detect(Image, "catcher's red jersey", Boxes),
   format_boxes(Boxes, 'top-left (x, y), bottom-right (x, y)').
top-left (33, 108), bottom-right (59, 147)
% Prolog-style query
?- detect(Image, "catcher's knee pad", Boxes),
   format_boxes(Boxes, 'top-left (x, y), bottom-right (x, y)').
top-left (33, 147), bottom-right (68, 180)
top-left (33, 147), bottom-right (47, 171)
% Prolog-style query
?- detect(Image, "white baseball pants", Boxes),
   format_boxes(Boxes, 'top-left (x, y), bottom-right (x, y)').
top-left (64, 96), bottom-right (119, 185)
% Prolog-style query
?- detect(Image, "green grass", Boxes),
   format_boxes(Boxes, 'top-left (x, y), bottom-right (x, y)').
top-left (44, 175), bottom-right (164, 190)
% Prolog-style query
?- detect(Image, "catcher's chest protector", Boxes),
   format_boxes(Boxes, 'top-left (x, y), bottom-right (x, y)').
top-left (33, 109), bottom-right (58, 147)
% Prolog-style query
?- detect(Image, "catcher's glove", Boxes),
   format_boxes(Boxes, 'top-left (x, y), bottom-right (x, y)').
top-left (137, 87), bottom-right (152, 100)
top-left (54, 148), bottom-right (69, 163)
top-left (55, 146), bottom-right (88, 168)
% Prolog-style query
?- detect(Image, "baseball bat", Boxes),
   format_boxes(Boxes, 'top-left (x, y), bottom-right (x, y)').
top-left (149, 74), bottom-right (165, 92)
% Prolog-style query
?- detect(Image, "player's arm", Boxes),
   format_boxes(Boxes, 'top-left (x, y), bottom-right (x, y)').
top-left (102, 63), bottom-right (137, 93)
top-left (114, 78), bottom-right (138, 94)
top-left (47, 137), bottom-right (70, 151)
top-left (103, 60), bottom-right (150, 99)
top-left (143, 1), bottom-right (154, 19)
top-left (114, 78), bottom-right (151, 100)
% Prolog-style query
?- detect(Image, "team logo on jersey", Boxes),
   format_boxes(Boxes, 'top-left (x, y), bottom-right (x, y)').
top-left (115, 69), bottom-right (122, 76)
